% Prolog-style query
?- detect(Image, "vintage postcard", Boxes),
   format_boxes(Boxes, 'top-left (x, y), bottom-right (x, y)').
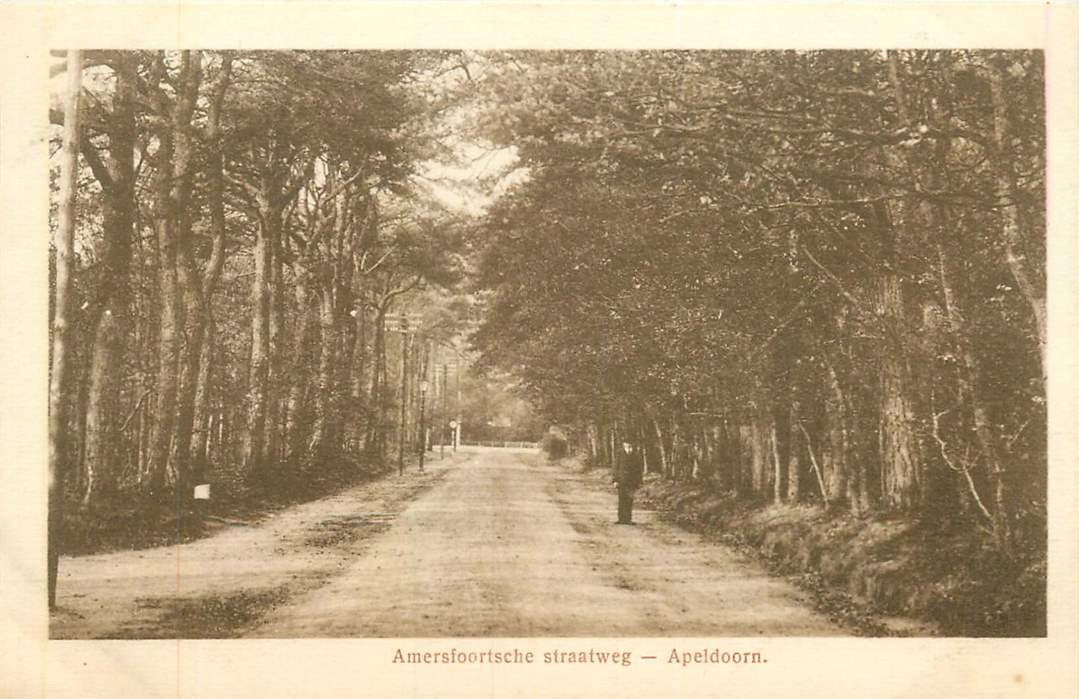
top-left (1, 2), bottom-right (1076, 697)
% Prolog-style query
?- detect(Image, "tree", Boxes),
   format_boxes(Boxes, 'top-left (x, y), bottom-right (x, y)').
top-left (48, 49), bottom-right (475, 533)
top-left (48, 49), bottom-right (83, 608)
top-left (469, 50), bottom-right (1045, 542)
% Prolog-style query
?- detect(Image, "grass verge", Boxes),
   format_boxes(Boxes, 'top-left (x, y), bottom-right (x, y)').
top-left (62, 453), bottom-right (402, 555)
top-left (637, 477), bottom-right (1046, 637)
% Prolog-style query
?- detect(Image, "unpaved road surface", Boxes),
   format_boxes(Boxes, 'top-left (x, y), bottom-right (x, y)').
top-left (50, 459), bottom-right (459, 639)
top-left (52, 448), bottom-right (845, 638)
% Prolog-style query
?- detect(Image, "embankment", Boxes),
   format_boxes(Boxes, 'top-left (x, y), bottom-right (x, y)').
top-left (635, 477), bottom-right (1045, 637)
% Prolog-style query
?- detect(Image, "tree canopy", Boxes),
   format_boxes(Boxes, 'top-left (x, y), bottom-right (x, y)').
top-left (469, 50), bottom-right (1045, 539)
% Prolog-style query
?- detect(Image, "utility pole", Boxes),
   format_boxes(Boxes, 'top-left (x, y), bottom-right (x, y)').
top-left (418, 339), bottom-right (430, 472)
top-left (454, 358), bottom-right (462, 451)
top-left (440, 362), bottom-right (448, 459)
top-left (397, 314), bottom-right (409, 476)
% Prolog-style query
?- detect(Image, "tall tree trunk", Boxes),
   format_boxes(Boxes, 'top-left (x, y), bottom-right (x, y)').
top-left (189, 53), bottom-right (232, 485)
top-left (190, 317), bottom-right (216, 483)
top-left (365, 303), bottom-right (388, 457)
top-left (637, 422), bottom-right (650, 475)
top-left (772, 409), bottom-right (789, 504)
top-left (309, 285), bottom-right (338, 457)
top-left (265, 250), bottom-right (285, 463)
top-left (787, 401), bottom-right (803, 502)
top-left (396, 329), bottom-right (410, 472)
top-left (865, 170), bottom-right (921, 512)
top-left (595, 421), bottom-right (607, 469)
top-left (332, 188), bottom-right (357, 451)
top-left (347, 291), bottom-right (369, 451)
top-left (587, 422), bottom-right (599, 466)
top-left (987, 57), bottom-right (1046, 381)
top-left (82, 310), bottom-right (123, 504)
top-left (142, 101), bottom-right (181, 497)
top-left (48, 49), bottom-right (82, 608)
top-left (174, 274), bottom-right (205, 494)
top-left (285, 274), bottom-right (314, 457)
top-left (651, 416), bottom-right (670, 479)
top-left (876, 273), bottom-right (922, 511)
top-left (161, 51), bottom-right (201, 496)
top-left (749, 411), bottom-right (775, 498)
top-left (241, 190), bottom-right (277, 474)
top-left (417, 339), bottom-right (431, 459)
top-left (170, 55), bottom-right (204, 496)
top-left (336, 298), bottom-right (356, 452)
top-left (935, 240), bottom-right (1010, 542)
top-left (81, 54), bottom-right (137, 508)
top-left (352, 292), bottom-right (369, 400)
top-left (822, 359), bottom-right (849, 508)
top-left (825, 340), bottom-right (872, 515)
top-left (724, 417), bottom-right (744, 496)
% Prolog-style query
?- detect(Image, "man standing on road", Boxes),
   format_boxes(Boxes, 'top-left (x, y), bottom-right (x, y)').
top-left (613, 440), bottom-right (643, 525)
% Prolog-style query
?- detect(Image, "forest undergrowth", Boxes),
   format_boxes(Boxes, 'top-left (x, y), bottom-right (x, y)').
top-left (635, 473), bottom-right (1046, 637)
top-left (61, 454), bottom-right (398, 555)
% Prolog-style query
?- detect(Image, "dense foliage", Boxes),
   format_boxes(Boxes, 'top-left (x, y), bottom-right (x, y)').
top-left (471, 51), bottom-right (1046, 548)
top-left (48, 51), bottom-right (479, 528)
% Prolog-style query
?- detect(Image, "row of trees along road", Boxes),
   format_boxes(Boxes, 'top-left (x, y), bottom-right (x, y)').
top-left (47, 51), bottom-right (474, 605)
top-left (47, 50), bottom-right (1047, 612)
top-left (471, 51), bottom-right (1045, 551)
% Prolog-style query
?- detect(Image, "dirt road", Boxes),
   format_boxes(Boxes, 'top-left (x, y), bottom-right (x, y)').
top-left (51, 448), bottom-right (844, 638)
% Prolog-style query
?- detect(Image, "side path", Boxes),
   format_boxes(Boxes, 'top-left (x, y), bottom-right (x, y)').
top-left (49, 455), bottom-right (464, 639)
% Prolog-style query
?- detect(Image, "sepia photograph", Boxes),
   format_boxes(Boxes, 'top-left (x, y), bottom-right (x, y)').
top-left (45, 47), bottom-right (1048, 640)
top-left (3, 2), bottom-right (1078, 698)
